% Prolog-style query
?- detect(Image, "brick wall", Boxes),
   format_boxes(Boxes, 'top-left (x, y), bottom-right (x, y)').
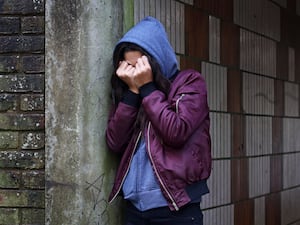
top-left (132, 0), bottom-right (300, 224)
top-left (0, 0), bottom-right (45, 224)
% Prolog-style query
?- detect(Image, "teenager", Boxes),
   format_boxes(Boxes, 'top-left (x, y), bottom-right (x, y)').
top-left (106, 16), bottom-right (211, 225)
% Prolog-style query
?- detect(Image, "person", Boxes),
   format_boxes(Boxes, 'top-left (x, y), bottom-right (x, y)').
top-left (105, 16), bottom-right (211, 225)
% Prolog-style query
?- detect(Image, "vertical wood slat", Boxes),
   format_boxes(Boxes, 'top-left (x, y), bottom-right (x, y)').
top-left (283, 152), bottom-right (300, 189)
top-left (133, 0), bottom-right (185, 54)
top-left (210, 112), bottom-right (231, 159)
top-left (202, 62), bottom-right (227, 111)
top-left (283, 118), bottom-right (300, 153)
top-left (288, 47), bottom-right (295, 81)
top-left (254, 197), bottom-right (265, 225)
top-left (231, 158), bottom-right (249, 202)
top-left (248, 156), bottom-right (270, 198)
top-left (234, 200), bottom-right (255, 225)
top-left (221, 21), bottom-right (239, 68)
top-left (284, 82), bottom-right (299, 117)
top-left (227, 69), bottom-right (241, 113)
top-left (245, 116), bottom-right (272, 156)
top-left (276, 43), bottom-right (288, 80)
top-left (281, 187), bottom-right (300, 225)
top-left (243, 72), bottom-right (274, 115)
top-left (234, 0), bottom-right (280, 41)
top-left (297, 0), bottom-right (300, 16)
top-left (240, 30), bottom-right (277, 77)
top-left (194, 0), bottom-right (233, 21)
top-left (209, 15), bottom-right (220, 63)
top-left (185, 5), bottom-right (209, 59)
top-left (203, 205), bottom-right (234, 225)
top-left (266, 193), bottom-right (281, 225)
top-left (202, 160), bottom-right (231, 208)
top-left (270, 155), bottom-right (283, 192)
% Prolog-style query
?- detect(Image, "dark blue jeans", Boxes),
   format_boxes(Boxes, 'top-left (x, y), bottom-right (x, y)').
top-left (124, 202), bottom-right (203, 225)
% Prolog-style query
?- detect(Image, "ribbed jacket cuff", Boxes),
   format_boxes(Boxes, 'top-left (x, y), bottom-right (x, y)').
top-left (139, 82), bottom-right (157, 98)
top-left (122, 90), bottom-right (141, 108)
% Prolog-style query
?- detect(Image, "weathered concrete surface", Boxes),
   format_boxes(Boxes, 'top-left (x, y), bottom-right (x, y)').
top-left (45, 0), bottom-right (123, 224)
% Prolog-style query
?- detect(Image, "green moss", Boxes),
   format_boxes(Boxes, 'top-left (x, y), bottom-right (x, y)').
top-left (123, 0), bottom-right (134, 33)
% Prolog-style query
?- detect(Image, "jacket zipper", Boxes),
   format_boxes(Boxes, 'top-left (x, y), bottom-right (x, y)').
top-left (109, 131), bottom-right (142, 204)
top-left (176, 94), bottom-right (185, 113)
top-left (146, 122), bottom-right (179, 211)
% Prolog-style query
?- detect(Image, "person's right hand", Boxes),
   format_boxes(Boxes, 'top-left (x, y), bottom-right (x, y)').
top-left (116, 61), bottom-right (139, 93)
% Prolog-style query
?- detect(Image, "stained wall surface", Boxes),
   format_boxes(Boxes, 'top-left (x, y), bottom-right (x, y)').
top-left (45, 0), bottom-right (123, 224)
top-left (130, 0), bottom-right (300, 224)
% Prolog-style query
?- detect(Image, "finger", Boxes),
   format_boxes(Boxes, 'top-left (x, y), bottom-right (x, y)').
top-left (117, 62), bottom-right (130, 77)
top-left (139, 55), bottom-right (148, 66)
top-left (136, 57), bottom-right (145, 67)
top-left (117, 61), bottom-right (128, 71)
top-left (126, 67), bottom-right (135, 76)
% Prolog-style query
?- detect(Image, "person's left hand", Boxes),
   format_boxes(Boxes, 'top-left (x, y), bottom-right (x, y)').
top-left (133, 56), bottom-right (153, 88)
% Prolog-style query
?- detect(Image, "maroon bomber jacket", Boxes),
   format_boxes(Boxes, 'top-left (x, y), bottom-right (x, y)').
top-left (106, 69), bottom-right (212, 211)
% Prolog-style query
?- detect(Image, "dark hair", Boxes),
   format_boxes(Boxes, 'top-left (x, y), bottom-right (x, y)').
top-left (111, 42), bottom-right (171, 129)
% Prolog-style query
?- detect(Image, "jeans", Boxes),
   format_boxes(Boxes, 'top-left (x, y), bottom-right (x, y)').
top-left (124, 202), bottom-right (203, 225)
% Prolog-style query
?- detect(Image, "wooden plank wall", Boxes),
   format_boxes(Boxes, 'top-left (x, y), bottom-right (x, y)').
top-left (131, 0), bottom-right (300, 224)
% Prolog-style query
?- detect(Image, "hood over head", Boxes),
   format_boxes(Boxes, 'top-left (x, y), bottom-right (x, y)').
top-left (115, 16), bottom-right (178, 79)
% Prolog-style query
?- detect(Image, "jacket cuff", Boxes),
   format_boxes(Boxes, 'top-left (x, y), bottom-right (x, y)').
top-left (121, 90), bottom-right (141, 108)
top-left (139, 82), bottom-right (157, 98)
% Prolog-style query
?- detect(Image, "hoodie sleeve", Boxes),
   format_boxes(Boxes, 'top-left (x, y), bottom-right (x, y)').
top-left (142, 70), bottom-right (209, 148)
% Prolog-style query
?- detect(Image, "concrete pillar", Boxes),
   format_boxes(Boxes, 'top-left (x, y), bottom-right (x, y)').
top-left (45, 0), bottom-right (123, 224)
